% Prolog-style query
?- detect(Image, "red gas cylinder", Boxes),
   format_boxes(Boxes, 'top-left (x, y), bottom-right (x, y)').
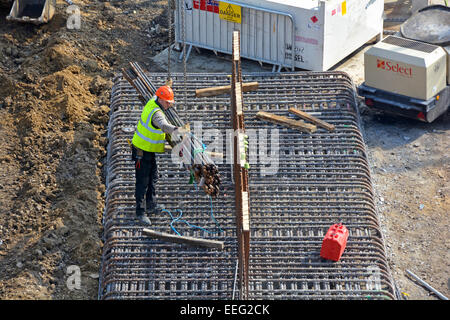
top-left (320, 223), bottom-right (349, 262)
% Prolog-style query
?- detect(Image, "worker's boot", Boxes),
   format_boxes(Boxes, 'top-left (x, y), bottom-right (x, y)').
top-left (136, 214), bottom-right (151, 226)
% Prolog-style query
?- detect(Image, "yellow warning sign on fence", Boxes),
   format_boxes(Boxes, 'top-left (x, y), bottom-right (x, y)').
top-left (219, 2), bottom-right (242, 24)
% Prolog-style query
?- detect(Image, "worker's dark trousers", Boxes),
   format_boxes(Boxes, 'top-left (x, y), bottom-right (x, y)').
top-left (132, 147), bottom-right (158, 217)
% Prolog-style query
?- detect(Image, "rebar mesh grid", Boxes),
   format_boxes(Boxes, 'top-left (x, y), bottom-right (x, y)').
top-left (98, 72), bottom-right (395, 300)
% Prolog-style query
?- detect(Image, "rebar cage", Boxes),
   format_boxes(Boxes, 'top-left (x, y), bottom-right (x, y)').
top-left (98, 72), bottom-right (396, 300)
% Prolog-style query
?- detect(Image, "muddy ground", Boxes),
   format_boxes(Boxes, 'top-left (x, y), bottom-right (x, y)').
top-left (0, 0), bottom-right (448, 300)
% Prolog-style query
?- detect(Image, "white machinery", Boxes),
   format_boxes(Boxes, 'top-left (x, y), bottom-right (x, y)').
top-left (174, 0), bottom-right (384, 71)
top-left (358, 5), bottom-right (450, 123)
top-left (364, 36), bottom-right (447, 101)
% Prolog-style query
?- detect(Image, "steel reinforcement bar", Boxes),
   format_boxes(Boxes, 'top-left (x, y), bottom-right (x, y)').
top-left (98, 71), bottom-right (396, 300)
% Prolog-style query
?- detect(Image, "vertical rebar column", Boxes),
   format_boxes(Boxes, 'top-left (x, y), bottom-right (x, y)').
top-left (231, 30), bottom-right (250, 300)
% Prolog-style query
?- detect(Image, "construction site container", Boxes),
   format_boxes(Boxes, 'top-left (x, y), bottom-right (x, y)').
top-left (7, 0), bottom-right (56, 25)
top-left (174, 0), bottom-right (384, 71)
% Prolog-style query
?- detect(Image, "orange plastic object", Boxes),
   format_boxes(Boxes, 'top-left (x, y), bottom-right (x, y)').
top-left (320, 223), bottom-right (349, 261)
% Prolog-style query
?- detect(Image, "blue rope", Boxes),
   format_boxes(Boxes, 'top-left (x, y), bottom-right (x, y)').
top-left (161, 196), bottom-right (224, 236)
top-left (163, 133), bottom-right (222, 236)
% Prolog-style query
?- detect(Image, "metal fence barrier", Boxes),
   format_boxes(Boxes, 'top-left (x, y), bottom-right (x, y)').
top-left (174, 0), bottom-right (295, 71)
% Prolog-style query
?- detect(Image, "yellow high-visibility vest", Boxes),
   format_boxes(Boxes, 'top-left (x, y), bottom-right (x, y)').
top-left (132, 98), bottom-right (166, 153)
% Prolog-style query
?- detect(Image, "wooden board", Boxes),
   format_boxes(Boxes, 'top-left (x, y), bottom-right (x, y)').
top-left (288, 108), bottom-right (335, 132)
top-left (142, 228), bottom-right (224, 250)
top-left (195, 82), bottom-right (259, 98)
top-left (256, 111), bottom-right (317, 133)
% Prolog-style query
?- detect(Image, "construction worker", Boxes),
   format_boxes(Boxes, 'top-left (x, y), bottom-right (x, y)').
top-left (131, 85), bottom-right (181, 225)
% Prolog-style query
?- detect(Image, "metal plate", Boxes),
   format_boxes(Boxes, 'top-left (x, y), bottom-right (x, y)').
top-left (401, 5), bottom-right (450, 46)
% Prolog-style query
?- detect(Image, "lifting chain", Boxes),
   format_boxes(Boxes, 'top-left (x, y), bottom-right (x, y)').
top-left (180, 0), bottom-right (188, 107)
top-left (166, 0), bottom-right (173, 87)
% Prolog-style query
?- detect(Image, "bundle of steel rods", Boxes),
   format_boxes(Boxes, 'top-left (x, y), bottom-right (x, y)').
top-left (122, 62), bottom-right (221, 197)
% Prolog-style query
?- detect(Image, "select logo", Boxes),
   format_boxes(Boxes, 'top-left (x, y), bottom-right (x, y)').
top-left (377, 59), bottom-right (412, 77)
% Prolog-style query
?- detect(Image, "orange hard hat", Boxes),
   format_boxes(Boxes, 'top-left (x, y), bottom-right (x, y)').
top-left (155, 85), bottom-right (174, 103)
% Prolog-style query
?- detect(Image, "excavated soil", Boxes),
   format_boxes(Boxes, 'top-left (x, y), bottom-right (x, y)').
top-left (0, 0), bottom-right (167, 299)
top-left (0, 0), bottom-right (448, 300)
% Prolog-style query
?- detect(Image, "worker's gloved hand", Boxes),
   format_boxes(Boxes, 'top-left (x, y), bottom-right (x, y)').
top-left (171, 124), bottom-right (190, 143)
top-left (170, 130), bottom-right (192, 166)
top-left (177, 123), bottom-right (191, 136)
top-left (171, 125), bottom-right (191, 148)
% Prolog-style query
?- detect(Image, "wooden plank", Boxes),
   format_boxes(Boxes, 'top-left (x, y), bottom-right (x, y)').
top-left (256, 111), bottom-right (317, 133)
top-left (195, 82), bottom-right (259, 98)
top-left (142, 228), bottom-right (224, 250)
top-left (289, 107), bottom-right (335, 132)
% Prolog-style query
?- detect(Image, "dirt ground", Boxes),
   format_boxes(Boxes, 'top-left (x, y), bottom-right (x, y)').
top-left (328, 0), bottom-right (449, 300)
top-left (0, 0), bottom-right (448, 300)
top-left (355, 0), bottom-right (449, 300)
top-left (0, 0), bottom-right (168, 299)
